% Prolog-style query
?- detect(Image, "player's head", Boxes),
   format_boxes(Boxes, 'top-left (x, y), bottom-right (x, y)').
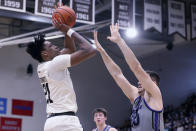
top-left (138, 71), bottom-right (160, 96)
top-left (93, 108), bottom-right (107, 126)
top-left (26, 33), bottom-right (60, 62)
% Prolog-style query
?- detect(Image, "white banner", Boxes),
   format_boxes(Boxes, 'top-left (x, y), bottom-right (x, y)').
top-left (71, 0), bottom-right (95, 24)
top-left (144, 0), bottom-right (162, 33)
top-left (112, 0), bottom-right (135, 30)
top-left (35, 0), bottom-right (66, 17)
top-left (168, 0), bottom-right (186, 38)
top-left (191, 4), bottom-right (196, 40)
top-left (0, 0), bottom-right (26, 12)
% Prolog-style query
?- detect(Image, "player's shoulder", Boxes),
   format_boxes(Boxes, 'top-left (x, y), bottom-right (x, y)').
top-left (107, 125), bottom-right (117, 131)
top-left (52, 54), bottom-right (71, 64)
top-left (109, 127), bottom-right (118, 131)
top-left (37, 62), bottom-right (47, 70)
top-left (55, 54), bottom-right (71, 59)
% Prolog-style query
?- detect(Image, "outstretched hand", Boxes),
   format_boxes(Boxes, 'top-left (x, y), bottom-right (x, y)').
top-left (107, 23), bottom-right (122, 43)
top-left (93, 31), bottom-right (104, 52)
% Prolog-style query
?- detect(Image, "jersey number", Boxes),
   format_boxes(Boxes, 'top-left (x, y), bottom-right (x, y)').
top-left (42, 83), bottom-right (53, 104)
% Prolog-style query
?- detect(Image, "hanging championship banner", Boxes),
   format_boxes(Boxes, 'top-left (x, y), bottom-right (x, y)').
top-left (191, 4), bottom-right (196, 40)
top-left (112, 0), bottom-right (135, 29)
top-left (35, 0), bottom-right (59, 17)
top-left (168, 0), bottom-right (186, 38)
top-left (0, 0), bottom-right (26, 12)
top-left (144, 0), bottom-right (162, 33)
top-left (70, 0), bottom-right (95, 24)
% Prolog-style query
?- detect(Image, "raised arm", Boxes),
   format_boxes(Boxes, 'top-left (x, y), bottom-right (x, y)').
top-left (53, 3), bottom-right (76, 54)
top-left (69, 29), bottom-right (96, 66)
top-left (94, 31), bottom-right (138, 103)
top-left (107, 24), bottom-right (162, 103)
top-left (52, 12), bottom-right (96, 66)
top-left (53, 21), bottom-right (96, 66)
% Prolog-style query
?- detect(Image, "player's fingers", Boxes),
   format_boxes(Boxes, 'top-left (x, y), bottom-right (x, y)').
top-left (109, 25), bottom-right (112, 32)
top-left (58, 18), bottom-right (63, 24)
top-left (115, 23), bottom-right (118, 30)
top-left (111, 24), bottom-right (114, 32)
top-left (53, 18), bottom-right (59, 25)
top-left (57, 2), bottom-right (60, 7)
top-left (107, 36), bottom-right (111, 40)
top-left (52, 19), bottom-right (57, 26)
top-left (93, 31), bottom-right (98, 42)
top-left (59, 2), bottom-right (63, 7)
top-left (116, 23), bottom-right (119, 31)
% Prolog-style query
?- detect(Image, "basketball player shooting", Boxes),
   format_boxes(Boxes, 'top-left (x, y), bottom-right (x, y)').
top-left (26, 3), bottom-right (96, 131)
top-left (94, 23), bottom-right (164, 131)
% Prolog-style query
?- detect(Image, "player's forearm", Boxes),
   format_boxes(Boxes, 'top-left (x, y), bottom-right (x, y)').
top-left (72, 32), bottom-right (94, 51)
top-left (99, 49), bottom-right (122, 78)
top-left (116, 38), bottom-right (144, 80)
top-left (117, 39), bottom-right (161, 97)
top-left (99, 49), bottom-right (136, 101)
top-left (64, 34), bottom-right (76, 53)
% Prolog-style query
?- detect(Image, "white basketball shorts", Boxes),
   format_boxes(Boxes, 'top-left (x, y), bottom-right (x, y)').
top-left (44, 115), bottom-right (83, 131)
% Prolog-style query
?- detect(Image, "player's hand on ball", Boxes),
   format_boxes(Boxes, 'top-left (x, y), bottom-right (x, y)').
top-left (52, 5), bottom-right (76, 27)
top-left (52, 17), bottom-right (62, 29)
top-left (52, 18), bottom-right (70, 33)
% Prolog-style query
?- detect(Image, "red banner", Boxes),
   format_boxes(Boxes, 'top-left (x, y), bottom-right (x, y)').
top-left (12, 99), bottom-right (33, 116)
top-left (0, 117), bottom-right (22, 131)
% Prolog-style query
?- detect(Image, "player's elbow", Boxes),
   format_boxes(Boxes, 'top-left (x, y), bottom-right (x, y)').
top-left (68, 48), bottom-right (75, 54)
top-left (82, 45), bottom-right (97, 56)
top-left (113, 69), bottom-right (123, 80)
top-left (70, 47), bottom-right (76, 53)
top-left (133, 62), bottom-right (143, 73)
top-left (89, 46), bottom-right (97, 55)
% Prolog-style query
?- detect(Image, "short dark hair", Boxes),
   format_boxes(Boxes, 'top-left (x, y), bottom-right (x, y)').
top-left (26, 34), bottom-right (45, 63)
top-left (146, 71), bottom-right (160, 86)
top-left (92, 108), bottom-right (107, 117)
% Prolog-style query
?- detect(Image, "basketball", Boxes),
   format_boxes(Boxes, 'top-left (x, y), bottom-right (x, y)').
top-left (52, 5), bottom-right (76, 27)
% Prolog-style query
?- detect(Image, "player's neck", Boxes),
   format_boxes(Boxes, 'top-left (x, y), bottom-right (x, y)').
top-left (97, 123), bottom-right (107, 131)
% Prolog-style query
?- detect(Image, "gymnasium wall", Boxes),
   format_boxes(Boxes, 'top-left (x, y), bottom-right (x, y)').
top-left (0, 45), bottom-right (46, 131)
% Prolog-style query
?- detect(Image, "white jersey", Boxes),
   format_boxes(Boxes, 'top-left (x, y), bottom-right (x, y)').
top-left (37, 54), bottom-right (78, 114)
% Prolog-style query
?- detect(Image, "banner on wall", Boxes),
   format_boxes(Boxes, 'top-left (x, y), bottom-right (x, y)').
top-left (191, 4), bottom-right (196, 40)
top-left (34, 0), bottom-right (59, 17)
top-left (112, 0), bottom-right (135, 29)
top-left (0, 0), bottom-right (26, 12)
top-left (144, 0), bottom-right (162, 33)
top-left (12, 99), bottom-right (33, 116)
top-left (71, 0), bottom-right (95, 24)
top-left (168, 0), bottom-right (186, 38)
top-left (0, 98), bottom-right (7, 114)
top-left (0, 117), bottom-right (22, 131)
